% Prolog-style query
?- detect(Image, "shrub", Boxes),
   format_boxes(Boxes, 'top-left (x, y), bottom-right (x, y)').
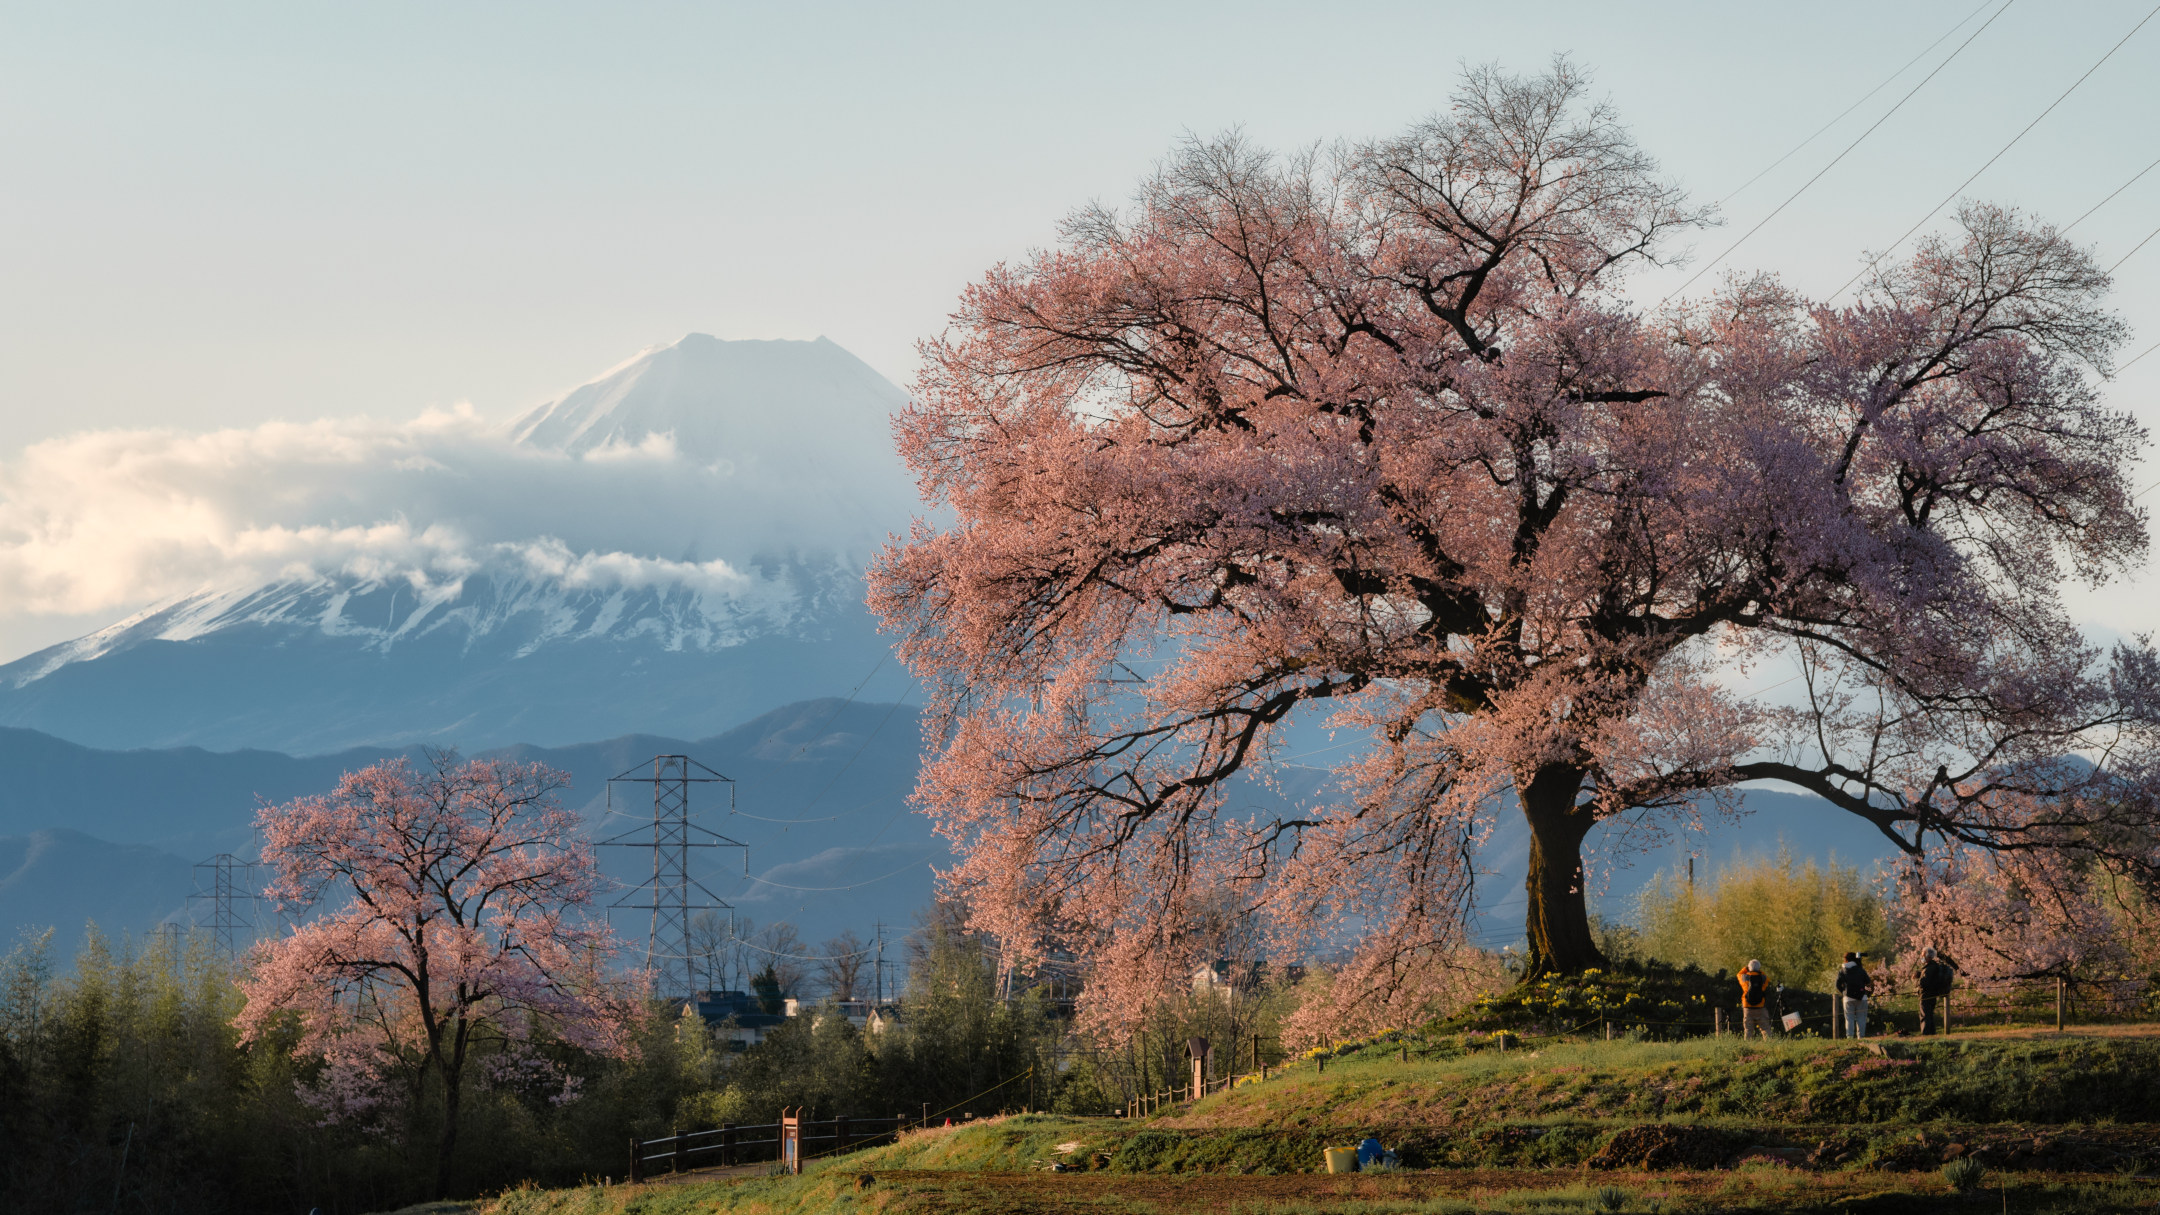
top-left (1944, 1156), bottom-right (1987, 1192)
top-left (1439, 961), bottom-right (1724, 1035)
top-left (1636, 847), bottom-right (1890, 990)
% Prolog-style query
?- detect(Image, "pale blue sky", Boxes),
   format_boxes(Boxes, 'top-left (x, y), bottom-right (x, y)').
top-left (0, 1), bottom-right (2156, 650)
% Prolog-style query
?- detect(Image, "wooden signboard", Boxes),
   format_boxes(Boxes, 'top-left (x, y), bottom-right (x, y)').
top-left (779, 1107), bottom-right (802, 1175)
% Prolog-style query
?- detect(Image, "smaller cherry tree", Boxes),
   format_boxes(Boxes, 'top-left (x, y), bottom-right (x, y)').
top-left (1895, 834), bottom-right (2149, 1012)
top-left (236, 752), bottom-right (630, 1197)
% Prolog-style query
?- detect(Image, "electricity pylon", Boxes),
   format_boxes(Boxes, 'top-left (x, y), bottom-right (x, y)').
top-left (596, 756), bottom-right (747, 999)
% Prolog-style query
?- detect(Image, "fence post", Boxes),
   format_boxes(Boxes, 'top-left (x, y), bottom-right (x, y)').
top-left (837, 1114), bottom-right (851, 1154)
top-left (628, 1137), bottom-right (642, 1184)
top-left (721, 1124), bottom-right (735, 1167)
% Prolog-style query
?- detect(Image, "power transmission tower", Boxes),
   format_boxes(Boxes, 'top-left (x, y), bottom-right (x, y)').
top-left (188, 853), bottom-right (261, 957)
top-left (596, 756), bottom-right (747, 1000)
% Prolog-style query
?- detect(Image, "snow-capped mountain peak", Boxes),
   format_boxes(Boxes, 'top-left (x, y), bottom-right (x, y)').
top-left (510, 334), bottom-right (908, 464)
top-left (0, 336), bottom-right (916, 752)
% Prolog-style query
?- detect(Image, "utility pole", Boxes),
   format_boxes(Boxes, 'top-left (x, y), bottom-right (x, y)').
top-left (873, 921), bottom-right (888, 1004)
top-left (596, 756), bottom-right (747, 1000)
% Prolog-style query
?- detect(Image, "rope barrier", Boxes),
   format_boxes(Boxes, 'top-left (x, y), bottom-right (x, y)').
top-left (914, 1065), bottom-right (1037, 1127)
top-left (634, 1064), bottom-right (1046, 1178)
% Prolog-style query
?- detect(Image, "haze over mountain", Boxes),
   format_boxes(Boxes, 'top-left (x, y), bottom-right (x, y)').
top-left (0, 698), bottom-right (939, 959)
top-left (0, 700), bottom-right (1900, 971)
top-left (0, 336), bottom-right (914, 753)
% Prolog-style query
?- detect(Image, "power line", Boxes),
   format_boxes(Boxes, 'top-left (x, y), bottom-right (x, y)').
top-left (1663, 0), bottom-right (2014, 302)
top-left (2110, 224), bottom-right (2160, 274)
top-left (2120, 340), bottom-right (2160, 377)
top-left (729, 792), bottom-right (887, 824)
top-left (774, 691), bottom-right (914, 821)
top-left (740, 855), bottom-right (934, 892)
top-left (781, 653), bottom-right (889, 759)
top-left (2067, 151), bottom-right (2160, 235)
top-left (1715, 0), bottom-right (1997, 207)
top-left (1830, 1), bottom-right (2160, 301)
top-left (727, 935), bottom-right (878, 963)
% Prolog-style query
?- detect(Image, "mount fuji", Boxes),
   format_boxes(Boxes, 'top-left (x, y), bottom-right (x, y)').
top-left (0, 335), bottom-right (918, 754)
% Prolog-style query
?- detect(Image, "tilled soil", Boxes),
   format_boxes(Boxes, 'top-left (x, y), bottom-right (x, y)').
top-left (1585, 1123), bottom-right (1732, 1170)
top-left (853, 1167), bottom-right (1959, 1213)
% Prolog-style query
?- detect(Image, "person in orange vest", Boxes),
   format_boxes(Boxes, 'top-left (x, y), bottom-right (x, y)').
top-left (1737, 959), bottom-right (1774, 1039)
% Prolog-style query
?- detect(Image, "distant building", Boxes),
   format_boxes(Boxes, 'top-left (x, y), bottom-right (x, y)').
top-left (681, 990), bottom-right (790, 1051)
top-left (1193, 960), bottom-right (1248, 998)
top-left (1193, 959), bottom-right (1300, 998)
top-left (683, 990), bottom-right (905, 1049)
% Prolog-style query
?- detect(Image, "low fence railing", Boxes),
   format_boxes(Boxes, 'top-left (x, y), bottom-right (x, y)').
top-left (627, 1114), bottom-right (907, 1182)
top-left (1120, 1061), bottom-right (1274, 1118)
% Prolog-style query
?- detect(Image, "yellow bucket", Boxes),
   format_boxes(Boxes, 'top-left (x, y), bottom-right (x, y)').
top-left (1324, 1147), bottom-right (1357, 1174)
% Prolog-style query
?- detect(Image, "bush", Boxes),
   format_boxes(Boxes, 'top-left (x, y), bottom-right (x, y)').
top-left (1636, 847), bottom-right (1890, 991)
top-left (1944, 1155), bottom-right (1987, 1192)
top-left (1439, 960), bottom-right (1726, 1035)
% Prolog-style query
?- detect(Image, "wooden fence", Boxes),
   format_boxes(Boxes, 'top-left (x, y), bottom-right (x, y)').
top-left (1119, 1061), bottom-right (1274, 1118)
top-left (628, 1114), bottom-right (908, 1182)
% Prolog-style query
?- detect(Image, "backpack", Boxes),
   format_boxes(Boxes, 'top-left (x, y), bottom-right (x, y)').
top-left (1835, 963), bottom-right (1870, 998)
top-left (1920, 960), bottom-right (1952, 998)
top-left (1738, 971), bottom-right (1766, 1008)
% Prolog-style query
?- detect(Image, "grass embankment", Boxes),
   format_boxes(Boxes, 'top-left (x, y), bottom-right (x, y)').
top-left (448, 1031), bottom-right (2160, 1214)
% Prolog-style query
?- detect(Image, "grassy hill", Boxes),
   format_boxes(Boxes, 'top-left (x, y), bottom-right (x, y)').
top-left (431, 1028), bottom-right (2160, 1214)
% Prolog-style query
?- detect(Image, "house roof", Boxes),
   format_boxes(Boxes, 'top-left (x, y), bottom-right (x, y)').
top-left (683, 989), bottom-right (790, 1028)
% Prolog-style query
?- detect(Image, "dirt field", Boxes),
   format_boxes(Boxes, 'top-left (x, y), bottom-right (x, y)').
top-left (854, 1167), bottom-right (2146, 1213)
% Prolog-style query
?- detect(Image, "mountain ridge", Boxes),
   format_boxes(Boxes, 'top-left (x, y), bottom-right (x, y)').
top-left (0, 705), bottom-right (1903, 969)
top-left (0, 697), bottom-right (941, 957)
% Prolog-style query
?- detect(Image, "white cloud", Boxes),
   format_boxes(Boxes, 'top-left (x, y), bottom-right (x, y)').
top-left (0, 402), bottom-right (918, 651)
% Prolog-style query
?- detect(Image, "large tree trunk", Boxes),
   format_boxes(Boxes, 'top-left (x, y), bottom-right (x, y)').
top-left (1519, 764), bottom-right (1607, 977)
top-left (434, 1076), bottom-right (461, 1199)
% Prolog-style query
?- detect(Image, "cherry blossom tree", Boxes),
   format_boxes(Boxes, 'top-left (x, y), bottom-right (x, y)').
top-left (1895, 775), bottom-right (2160, 1008)
top-left (235, 753), bottom-right (630, 1198)
top-left (869, 58), bottom-right (2158, 1021)
top-left (1896, 845), bottom-right (2130, 990)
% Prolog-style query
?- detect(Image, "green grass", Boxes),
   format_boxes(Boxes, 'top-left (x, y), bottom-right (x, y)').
top-left (473, 1168), bottom-right (2160, 1215)
top-left (1214, 1031), bottom-right (2160, 1126)
top-left (463, 1031), bottom-right (2160, 1214)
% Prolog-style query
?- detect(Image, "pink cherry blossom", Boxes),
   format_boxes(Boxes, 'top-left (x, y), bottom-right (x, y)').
top-left (235, 752), bottom-right (633, 1196)
top-left (868, 61), bottom-right (2157, 1040)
